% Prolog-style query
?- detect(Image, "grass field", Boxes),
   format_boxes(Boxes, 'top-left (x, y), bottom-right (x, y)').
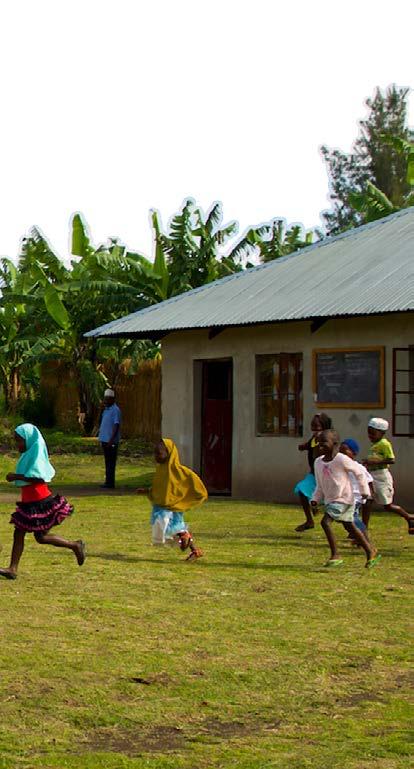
top-left (0, 454), bottom-right (413, 768)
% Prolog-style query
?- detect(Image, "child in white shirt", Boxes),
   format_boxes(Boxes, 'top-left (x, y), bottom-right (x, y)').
top-left (311, 430), bottom-right (381, 569)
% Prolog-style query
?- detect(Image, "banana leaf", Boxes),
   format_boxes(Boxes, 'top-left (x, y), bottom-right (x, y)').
top-left (44, 285), bottom-right (70, 330)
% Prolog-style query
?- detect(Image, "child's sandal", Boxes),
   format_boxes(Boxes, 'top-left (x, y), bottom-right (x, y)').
top-left (365, 553), bottom-right (382, 569)
top-left (186, 548), bottom-right (203, 562)
top-left (177, 531), bottom-right (192, 551)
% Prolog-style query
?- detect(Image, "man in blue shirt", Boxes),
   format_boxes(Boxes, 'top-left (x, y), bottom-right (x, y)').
top-left (98, 388), bottom-right (121, 489)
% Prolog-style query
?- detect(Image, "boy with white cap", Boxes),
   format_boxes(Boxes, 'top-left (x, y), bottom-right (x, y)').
top-left (363, 417), bottom-right (414, 534)
top-left (98, 388), bottom-right (122, 489)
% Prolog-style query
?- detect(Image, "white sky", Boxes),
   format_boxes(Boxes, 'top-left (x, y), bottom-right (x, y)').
top-left (0, 0), bottom-right (413, 261)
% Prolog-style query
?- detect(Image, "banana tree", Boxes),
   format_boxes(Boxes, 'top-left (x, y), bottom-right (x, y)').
top-left (0, 250), bottom-right (65, 410)
top-left (258, 220), bottom-right (315, 262)
top-left (349, 135), bottom-right (414, 223)
top-left (150, 199), bottom-right (256, 295)
top-left (34, 215), bottom-right (167, 432)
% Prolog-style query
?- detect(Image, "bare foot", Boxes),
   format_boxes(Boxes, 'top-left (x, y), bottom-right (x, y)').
top-left (0, 568), bottom-right (17, 580)
top-left (74, 540), bottom-right (86, 566)
top-left (295, 522), bottom-right (314, 532)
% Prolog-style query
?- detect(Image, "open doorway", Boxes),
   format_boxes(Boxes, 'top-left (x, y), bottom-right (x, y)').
top-left (200, 359), bottom-right (233, 495)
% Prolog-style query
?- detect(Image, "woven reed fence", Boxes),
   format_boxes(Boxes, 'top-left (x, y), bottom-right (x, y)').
top-left (41, 359), bottom-right (162, 441)
top-left (114, 359), bottom-right (161, 440)
top-left (41, 362), bottom-right (80, 432)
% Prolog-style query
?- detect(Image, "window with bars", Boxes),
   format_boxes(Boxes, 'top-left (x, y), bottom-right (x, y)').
top-left (256, 353), bottom-right (303, 436)
top-left (393, 347), bottom-right (414, 436)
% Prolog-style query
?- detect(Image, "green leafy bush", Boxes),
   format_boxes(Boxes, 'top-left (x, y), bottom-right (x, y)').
top-left (22, 389), bottom-right (56, 428)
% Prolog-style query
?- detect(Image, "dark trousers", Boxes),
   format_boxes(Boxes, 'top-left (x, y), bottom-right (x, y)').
top-left (101, 442), bottom-right (118, 488)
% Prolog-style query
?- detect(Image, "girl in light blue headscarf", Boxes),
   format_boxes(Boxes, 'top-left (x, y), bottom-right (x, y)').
top-left (0, 424), bottom-right (86, 580)
top-left (13, 424), bottom-right (55, 486)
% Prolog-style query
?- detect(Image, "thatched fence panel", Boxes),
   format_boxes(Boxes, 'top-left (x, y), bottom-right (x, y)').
top-left (41, 359), bottom-right (161, 441)
top-left (41, 362), bottom-right (80, 431)
top-left (114, 359), bottom-right (161, 440)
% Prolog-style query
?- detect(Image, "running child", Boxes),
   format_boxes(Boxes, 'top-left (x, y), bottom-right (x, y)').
top-left (339, 438), bottom-right (373, 541)
top-left (311, 429), bottom-right (381, 568)
top-left (0, 424), bottom-right (85, 580)
top-left (362, 417), bottom-right (414, 534)
top-left (294, 412), bottom-right (332, 531)
top-left (137, 438), bottom-right (207, 561)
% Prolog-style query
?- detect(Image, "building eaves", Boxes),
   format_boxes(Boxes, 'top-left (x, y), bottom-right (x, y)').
top-left (85, 207), bottom-right (414, 339)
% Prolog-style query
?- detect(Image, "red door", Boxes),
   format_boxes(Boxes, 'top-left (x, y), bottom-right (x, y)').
top-left (201, 360), bottom-right (232, 495)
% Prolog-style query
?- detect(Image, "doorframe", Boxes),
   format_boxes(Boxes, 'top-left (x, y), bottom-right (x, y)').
top-left (193, 357), bottom-right (233, 495)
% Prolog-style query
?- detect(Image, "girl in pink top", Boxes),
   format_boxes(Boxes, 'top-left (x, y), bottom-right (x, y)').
top-left (311, 430), bottom-right (381, 569)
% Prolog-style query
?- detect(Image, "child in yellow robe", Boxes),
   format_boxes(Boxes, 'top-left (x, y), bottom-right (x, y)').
top-left (138, 438), bottom-right (207, 561)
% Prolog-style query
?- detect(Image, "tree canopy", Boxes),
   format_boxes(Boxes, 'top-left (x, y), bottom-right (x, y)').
top-left (321, 85), bottom-right (412, 234)
top-left (0, 203), bottom-right (312, 428)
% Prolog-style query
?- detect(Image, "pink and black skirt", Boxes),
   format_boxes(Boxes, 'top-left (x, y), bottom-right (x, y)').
top-left (10, 495), bottom-right (74, 533)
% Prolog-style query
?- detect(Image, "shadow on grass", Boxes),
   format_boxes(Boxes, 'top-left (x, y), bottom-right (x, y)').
top-left (54, 485), bottom-right (137, 497)
top-left (86, 551), bottom-right (315, 572)
top-left (195, 531), bottom-right (327, 549)
top-left (0, 483), bottom-right (139, 499)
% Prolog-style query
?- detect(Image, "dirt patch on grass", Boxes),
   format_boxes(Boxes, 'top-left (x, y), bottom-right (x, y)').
top-left (86, 725), bottom-right (185, 755)
top-left (336, 668), bottom-right (413, 708)
top-left (339, 690), bottom-right (385, 707)
top-left (394, 670), bottom-right (414, 688)
top-left (84, 717), bottom-right (282, 756)
top-left (194, 719), bottom-right (252, 739)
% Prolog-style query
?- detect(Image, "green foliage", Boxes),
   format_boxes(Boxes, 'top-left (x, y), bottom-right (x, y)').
top-left (348, 136), bottom-right (414, 223)
top-left (44, 283), bottom-right (70, 329)
top-left (257, 219), bottom-right (314, 262)
top-left (22, 388), bottom-right (56, 427)
top-left (0, 202), bottom-right (239, 427)
top-left (71, 212), bottom-right (93, 257)
top-left (382, 134), bottom-right (414, 185)
top-left (152, 199), bottom-right (243, 295)
top-left (321, 85), bottom-right (412, 234)
top-left (151, 210), bottom-right (170, 299)
top-left (76, 359), bottom-right (109, 408)
top-left (0, 241), bottom-right (56, 410)
top-left (348, 181), bottom-right (397, 222)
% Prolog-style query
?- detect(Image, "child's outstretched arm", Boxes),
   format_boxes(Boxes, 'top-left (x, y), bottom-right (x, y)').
top-left (310, 463), bottom-right (323, 507)
top-left (6, 473), bottom-right (44, 483)
top-left (342, 456), bottom-right (370, 497)
top-left (364, 456), bottom-right (395, 468)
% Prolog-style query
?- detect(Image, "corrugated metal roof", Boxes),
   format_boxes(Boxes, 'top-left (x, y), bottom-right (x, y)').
top-left (85, 207), bottom-right (414, 338)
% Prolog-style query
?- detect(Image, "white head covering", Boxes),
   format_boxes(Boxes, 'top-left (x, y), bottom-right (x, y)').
top-left (368, 417), bottom-right (389, 432)
top-left (104, 388), bottom-right (115, 398)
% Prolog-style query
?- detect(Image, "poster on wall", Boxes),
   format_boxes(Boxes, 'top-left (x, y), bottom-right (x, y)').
top-left (313, 347), bottom-right (385, 408)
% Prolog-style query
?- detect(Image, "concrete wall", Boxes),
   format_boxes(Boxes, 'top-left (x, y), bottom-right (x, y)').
top-left (161, 314), bottom-right (414, 506)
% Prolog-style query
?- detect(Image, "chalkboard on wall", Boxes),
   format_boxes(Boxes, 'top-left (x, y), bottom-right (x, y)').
top-left (313, 347), bottom-right (385, 408)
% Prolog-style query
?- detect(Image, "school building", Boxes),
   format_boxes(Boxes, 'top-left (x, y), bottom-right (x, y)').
top-left (86, 207), bottom-right (414, 506)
